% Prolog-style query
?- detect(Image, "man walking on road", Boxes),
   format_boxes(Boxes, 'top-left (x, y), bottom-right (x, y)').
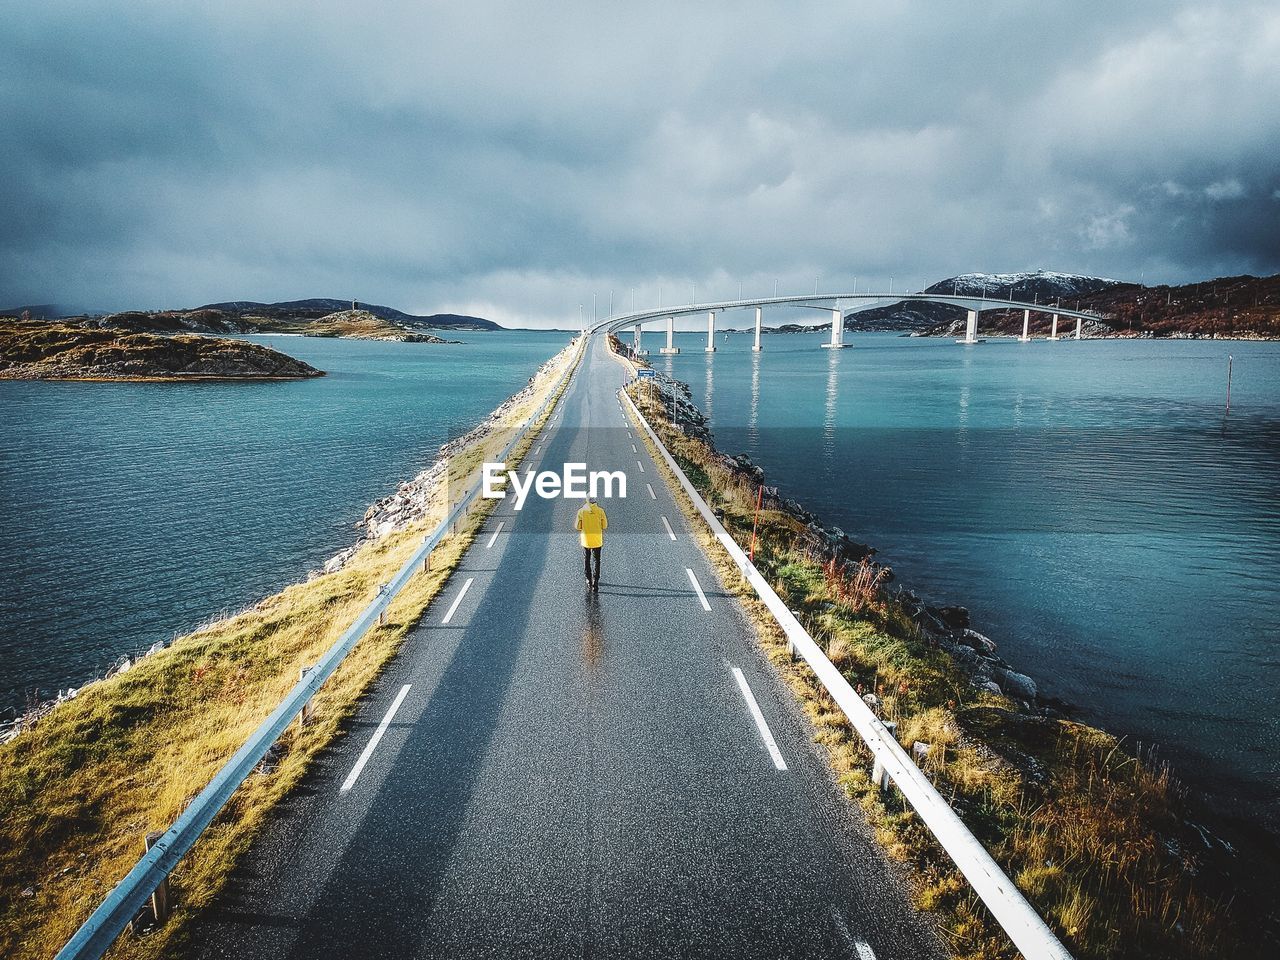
top-left (575, 497), bottom-right (607, 592)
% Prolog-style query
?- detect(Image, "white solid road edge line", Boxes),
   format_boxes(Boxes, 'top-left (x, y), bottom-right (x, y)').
top-left (731, 667), bottom-right (788, 771)
top-left (685, 567), bottom-right (711, 612)
top-left (854, 941), bottom-right (877, 960)
top-left (441, 577), bottom-right (475, 625)
top-left (661, 515), bottom-right (677, 541)
top-left (485, 521), bottom-right (505, 549)
top-left (646, 482), bottom-right (656, 500)
top-left (340, 683), bottom-right (412, 793)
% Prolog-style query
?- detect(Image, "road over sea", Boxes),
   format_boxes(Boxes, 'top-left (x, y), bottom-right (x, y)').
top-left (189, 335), bottom-right (946, 960)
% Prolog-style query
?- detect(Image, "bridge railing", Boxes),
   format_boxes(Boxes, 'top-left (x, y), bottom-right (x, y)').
top-left (54, 336), bottom-right (586, 960)
top-left (614, 348), bottom-right (1074, 960)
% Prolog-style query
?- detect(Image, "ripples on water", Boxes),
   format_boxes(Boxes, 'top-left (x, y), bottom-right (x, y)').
top-left (0, 332), bottom-right (570, 706)
top-left (659, 332), bottom-right (1280, 848)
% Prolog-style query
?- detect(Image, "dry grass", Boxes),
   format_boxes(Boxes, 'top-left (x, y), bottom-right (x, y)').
top-left (0, 342), bottom-right (579, 959)
top-left (624, 376), bottom-right (1252, 960)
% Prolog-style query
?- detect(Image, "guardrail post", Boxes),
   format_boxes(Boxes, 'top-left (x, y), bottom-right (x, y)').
top-left (144, 832), bottom-right (170, 924)
top-left (298, 666), bottom-right (315, 726)
top-left (422, 550), bottom-right (432, 572)
top-left (872, 721), bottom-right (897, 792)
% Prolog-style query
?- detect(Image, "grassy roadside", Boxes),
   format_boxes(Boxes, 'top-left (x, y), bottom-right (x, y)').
top-left (617, 348), bottom-right (1250, 960)
top-left (0, 340), bottom-right (580, 959)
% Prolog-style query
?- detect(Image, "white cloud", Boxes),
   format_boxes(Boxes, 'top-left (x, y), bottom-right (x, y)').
top-left (1082, 206), bottom-right (1136, 249)
top-left (1205, 178), bottom-right (1246, 200)
top-left (1, 0), bottom-right (1277, 323)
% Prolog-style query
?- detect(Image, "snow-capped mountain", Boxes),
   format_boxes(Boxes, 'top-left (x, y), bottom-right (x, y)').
top-left (923, 271), bottom-right (1127, 303)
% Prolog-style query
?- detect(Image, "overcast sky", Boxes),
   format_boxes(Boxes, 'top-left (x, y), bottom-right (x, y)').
top-left (3, 1), bottom-right (1278, 328)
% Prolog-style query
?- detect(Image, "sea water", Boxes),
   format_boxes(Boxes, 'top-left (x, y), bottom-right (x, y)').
top-left (0, 331), bottom-right (570, 705)
top-left (658, 330), bottom-right (1280, 852)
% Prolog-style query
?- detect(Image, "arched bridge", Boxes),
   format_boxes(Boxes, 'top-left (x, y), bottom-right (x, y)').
top-left (594, 291), bottom-right (1111, 350)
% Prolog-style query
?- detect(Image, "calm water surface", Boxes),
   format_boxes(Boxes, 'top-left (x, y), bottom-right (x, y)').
top-left (0, 331), bottom-right (570, 706)
top-left (658, 330), bottom-right (1280, 849)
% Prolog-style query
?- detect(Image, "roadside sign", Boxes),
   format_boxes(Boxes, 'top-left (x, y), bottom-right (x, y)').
top-left (637, 368), bottom-right (655, 379)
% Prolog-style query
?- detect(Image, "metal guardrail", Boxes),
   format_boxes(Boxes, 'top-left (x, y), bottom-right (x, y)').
top-left (615, 354), bottom-right (1074, 960)
top-left (55, 336), bottom-right (585, 960)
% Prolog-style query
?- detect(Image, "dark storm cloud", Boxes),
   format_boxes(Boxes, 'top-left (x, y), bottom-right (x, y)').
top-left (2, 0), bottom-right (1277, 325)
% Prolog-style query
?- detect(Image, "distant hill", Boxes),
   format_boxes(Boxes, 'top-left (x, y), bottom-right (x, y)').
top-left (914, 273), bottom-right (1280, 339)
top-left (0, 305), bottom-right (76, 320)
top-left (1064, 274), bottom-right (1280, 339)
top-left (58, 307), bottom-right (466, 344)
top-left (197, 299), bottom-right (501, 331)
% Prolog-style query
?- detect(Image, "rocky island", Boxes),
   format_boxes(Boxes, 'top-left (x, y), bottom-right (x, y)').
top-left (286, 309), bottom-right (461, 342)
top-left (5, 297), bottom-right (499, 341)
top-left (0, 319), bottom-right (323, 381)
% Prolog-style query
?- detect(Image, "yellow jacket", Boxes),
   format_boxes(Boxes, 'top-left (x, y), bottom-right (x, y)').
top-left (575, 502), bottom-right (607, 548)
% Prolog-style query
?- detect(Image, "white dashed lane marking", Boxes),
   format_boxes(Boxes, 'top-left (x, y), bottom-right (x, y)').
top-left (661, 515), bottom-right (677, 541)
top-left (636, 460), bottom-right (645, 473)
top-left (646, 483), bottom-right (656, 500)
top-left (731, 667), bottom-right (788, 771)
top-left (441, 577), bottom-right (474, 625)
top-left (340, 684), bottom-right (412, 793)
top-left (485, 521), bottom-right (504, 549)
top-left (685, 568), bottom-right (711, 611)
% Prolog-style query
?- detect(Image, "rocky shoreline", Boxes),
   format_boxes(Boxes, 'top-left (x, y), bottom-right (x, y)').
top-left (642, 361), bottom-right (1279, 952)
top-left (316, 343), bottom-right (572, 575)
top-left (652, 371), bottom-right (1053, 711)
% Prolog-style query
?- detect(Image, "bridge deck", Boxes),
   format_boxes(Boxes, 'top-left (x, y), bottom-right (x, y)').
top-left (188, 336), bottom-right (944, 960)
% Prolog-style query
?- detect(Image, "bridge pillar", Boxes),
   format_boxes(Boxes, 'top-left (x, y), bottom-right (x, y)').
top-left (1049, 314), bottom-right (1060, 341)
top-left (660, 315), bottom-right (680, 354)
top-left (633, 323), bottom-right (642, 354)
top-left (1019, 309), bottom-right (1031, 342)
top-left (956, 309), bottom-right (983, 344)
top-left (1074, 316), bottom-right (1082, 340)
top-left (821, 308), bottom-right (849, 348)
top-left (705, 311), bottom-right (717, 352)
top-left (752, 306), bottom-right (763, 352)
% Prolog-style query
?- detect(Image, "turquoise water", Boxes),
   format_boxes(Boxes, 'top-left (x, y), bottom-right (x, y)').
top-left (0, 331), bottom-right (570, 706)
top-left (657, 331), bottom-right (1280, 849)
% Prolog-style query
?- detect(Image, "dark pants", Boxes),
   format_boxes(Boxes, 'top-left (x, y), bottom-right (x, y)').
top-left (583, 546), bottom-right (601, 585)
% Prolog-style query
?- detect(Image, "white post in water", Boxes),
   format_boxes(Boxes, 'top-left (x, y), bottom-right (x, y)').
top-left (957, 308), bottom-right (981, 344)
top-left (1019, 308), bottom-right (1031, 342)
top-left (752, 306), bottom-right (763, 352)
top-left (660, 315), bottom-right (680, 354)
top-left (1049, 314), bottom-right (1060, 340)
top-left (1074, 316), bottom-right (1082, 340)
top-left (821, 308), bottom-right (848, 348)
top-left (705, 310), bottom-right (717, 352)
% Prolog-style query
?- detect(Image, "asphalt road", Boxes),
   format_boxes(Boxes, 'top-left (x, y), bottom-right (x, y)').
top-left (188, 335), bottom-right (945, 960)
